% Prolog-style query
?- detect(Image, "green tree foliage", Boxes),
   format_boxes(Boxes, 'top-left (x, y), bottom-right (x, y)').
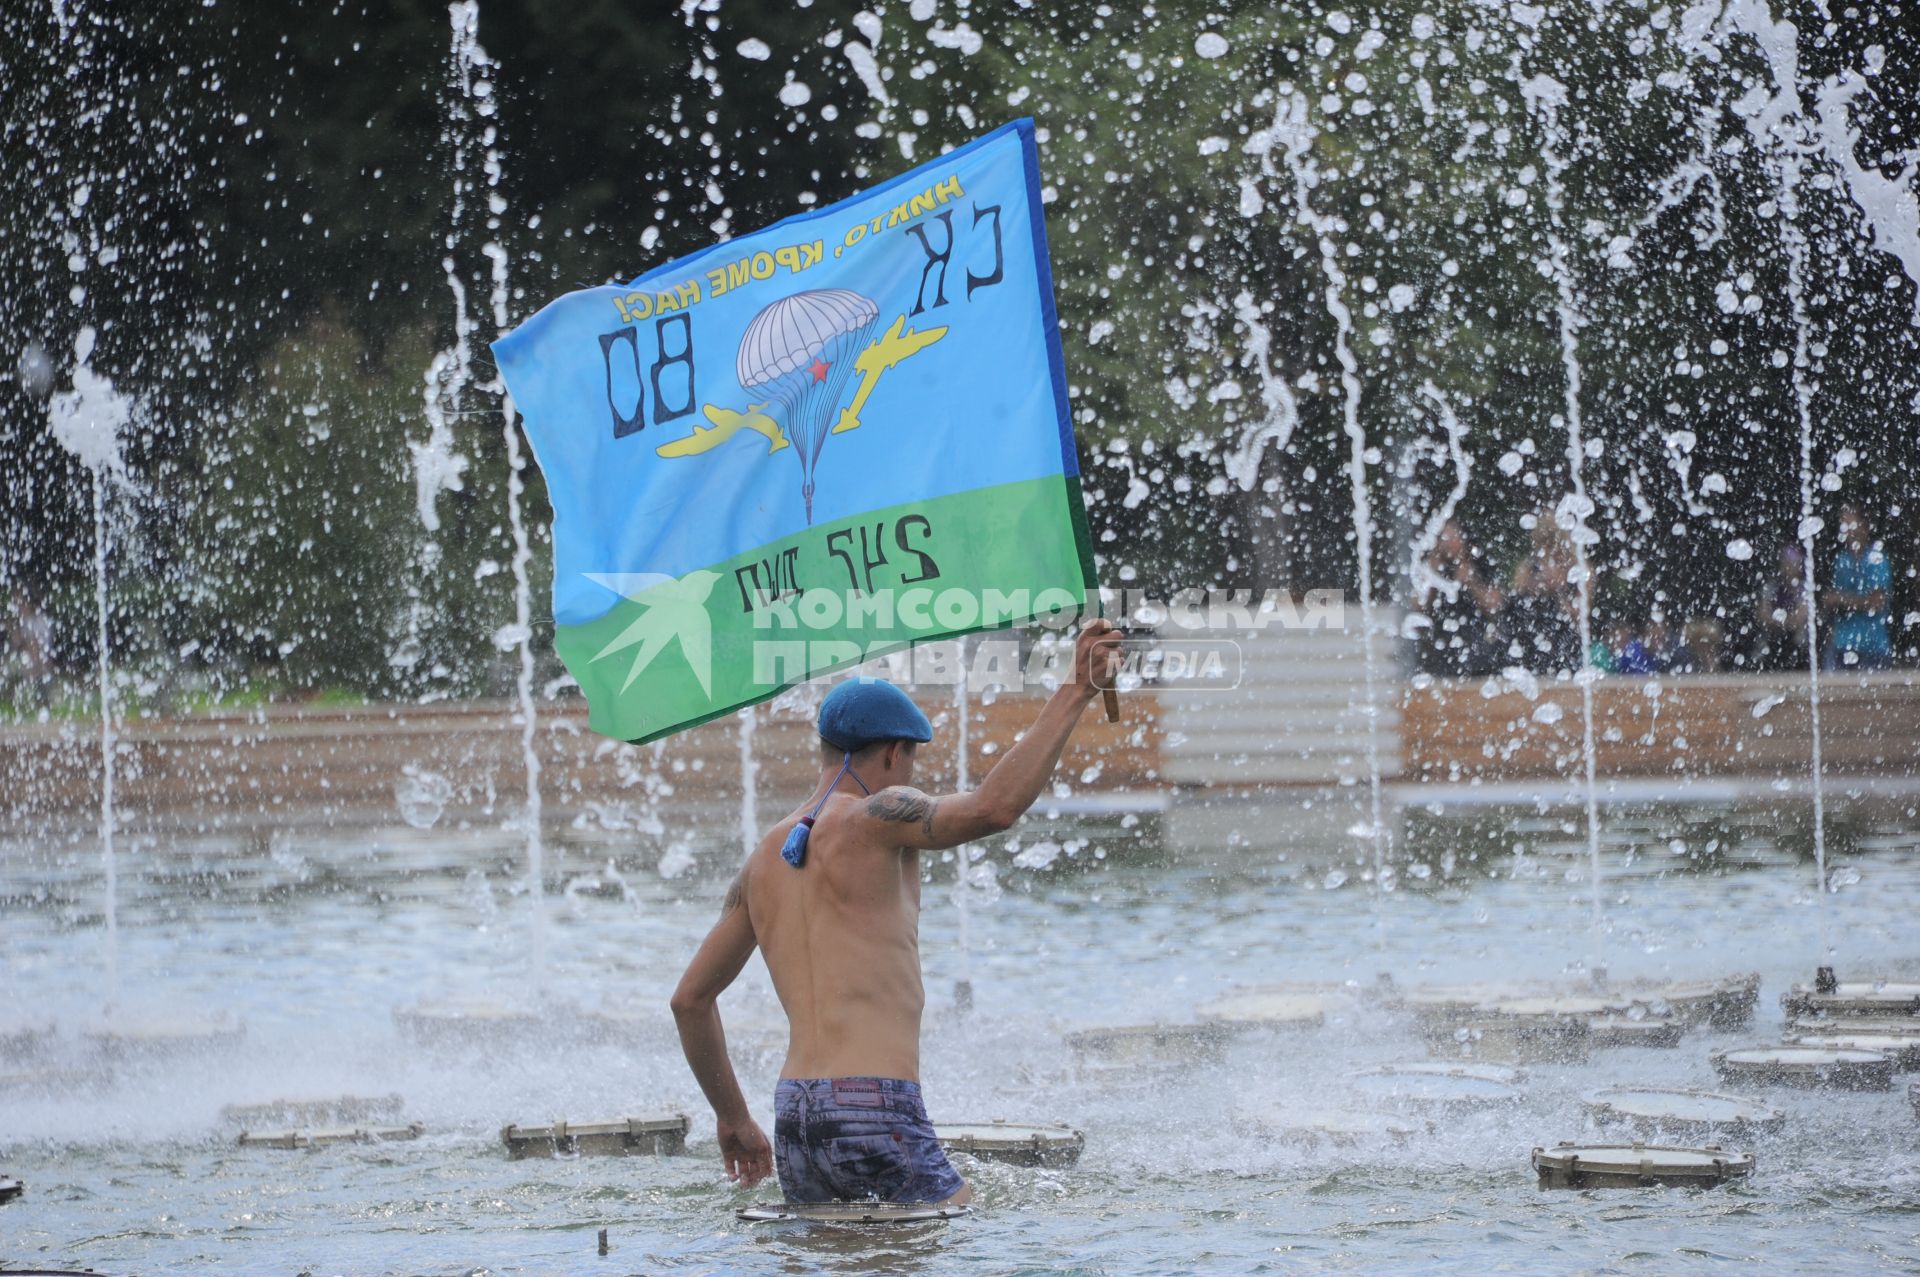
top-left (868, 2), bottom-right (1918, 636)
top-left (1, 0), bottom-right (1915, 702)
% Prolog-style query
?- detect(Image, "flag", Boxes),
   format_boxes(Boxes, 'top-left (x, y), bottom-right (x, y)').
top-left (492, 119), bottom-right (1098, 744)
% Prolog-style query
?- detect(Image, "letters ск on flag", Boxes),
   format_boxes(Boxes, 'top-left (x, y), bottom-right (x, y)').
top-left (492, 119), bottom-right (1099, 744)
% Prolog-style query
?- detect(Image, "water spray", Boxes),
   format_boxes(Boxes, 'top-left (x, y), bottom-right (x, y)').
top-left (1521, 72), bottom-right (1607, 983)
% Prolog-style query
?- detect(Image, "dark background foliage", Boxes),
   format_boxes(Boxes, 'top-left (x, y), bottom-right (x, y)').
top-left (1, 0), bottom-right (1914, 704)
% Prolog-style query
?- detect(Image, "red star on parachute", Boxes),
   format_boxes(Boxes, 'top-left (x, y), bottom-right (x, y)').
top-left (808, 357), bottom-right (830, 383)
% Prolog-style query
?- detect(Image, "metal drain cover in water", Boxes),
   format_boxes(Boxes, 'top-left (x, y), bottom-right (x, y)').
top-left (1482, 995), bottom-right (1624, 1017)
top-left (1790, 1013), bottom-right (1920, 1038)
top-left (1194, 990), bottom-right (1327, 1029)
top-left (737, 1201), bottom-right (971, 1224)
top-left (1478, 997), bottom-right (1683, 1048)
top-left (392, 1002), bottom-right (542, 1047)
top-left (1584, 1015), bottom-right (1685, 1049)
top-left (237, 1123), bottom-right (425, 1149)
top-left (1533, 1141), bottom-right (1754, 1189)
top-left (1422, 1014), bottom-right (1591, 1064)
top-left (1583, 1086), bottom-right (1785, 1136)
top-left (1392, 984), bottom-right (1548, 1020)
top-left (1190, 990), bottom-right (1328, 1029)
top-left (1410, 1060), bottom-right (1527, 1085)
top-left (935, 1120), bottom-right (1084, 1167)
top-left (1782, 980), bottom-right (1920, 1018)
top-left (0, 1023), bottom-right (54, 1062)
top-left (1063, 1023), bottom-right (1230, 1062)
top-left (500, 1115), bottom-right (690, 1158)
top-left (1710, 1045), bottom-right (1896, 1091)
top-left (1375, 1059), bottom-right (1527, 1085)
top-left (1785, 1032), bottom-right (1920, 1070)
top-left (1346, 1064), bottom-right (1522, 1109)
top-left (0, 1068), bottom-right (60, 1097)
top-left (1615, 974), bottom-right (1761, 1030)
top-left (82, 1015), bottom-right (245, 1058)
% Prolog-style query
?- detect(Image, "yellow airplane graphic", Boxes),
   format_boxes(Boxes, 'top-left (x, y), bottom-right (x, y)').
top-left (654, 313), bottom-right (946, 459)
top-left (831, 315), bottom-right (946, 434)
top-left (654, 403), bottom-right (789, 459)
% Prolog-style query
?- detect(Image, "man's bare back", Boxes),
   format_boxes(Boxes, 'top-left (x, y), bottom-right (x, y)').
top-left (744, 784), bottom-right (932, 1080)
top-left (671, 620), bottom-right (1121, 1200)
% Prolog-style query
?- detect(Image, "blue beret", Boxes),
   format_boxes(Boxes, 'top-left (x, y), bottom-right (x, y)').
top-left (817, 679), bottom-right (932, 751)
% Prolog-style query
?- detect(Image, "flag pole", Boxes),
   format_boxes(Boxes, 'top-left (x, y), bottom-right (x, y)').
top-left (1098, 596), bottom-right (1120, 721)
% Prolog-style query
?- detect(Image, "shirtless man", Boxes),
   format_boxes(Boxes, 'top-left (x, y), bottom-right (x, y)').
top-left (671, 619), bottom-right (1121, 1204)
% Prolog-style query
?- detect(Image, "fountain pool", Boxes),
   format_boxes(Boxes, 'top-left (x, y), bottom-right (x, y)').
top-left (2, 800), bottom-right (1917, 1274)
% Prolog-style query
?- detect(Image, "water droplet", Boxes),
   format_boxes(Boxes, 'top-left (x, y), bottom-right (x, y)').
top-left (1194, 32), bottom-right (1229, 59)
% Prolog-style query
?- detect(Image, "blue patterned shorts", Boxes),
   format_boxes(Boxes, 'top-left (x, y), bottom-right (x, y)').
top-left (773, 1076), bottom-right (966, 1204)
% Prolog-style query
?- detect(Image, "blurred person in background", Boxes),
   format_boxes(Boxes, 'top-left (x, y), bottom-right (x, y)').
top-left (1501, 513), bottom-right (1582, 674)
top-left (1416, 518), bottom-right (1505, 677)
top-left (1823, 505), bottom-right (1892, 671)
top-left (1616, 613), bottom-right (1674, 675)
top-left (4, 584), bottom-right (55, 708)
top-left (1750, 543), bottom-right (1811, 671)
top-left (1679, 618), bottom-right (1723, 674)
top-left (1589, 615), bottom-right (1627, 674)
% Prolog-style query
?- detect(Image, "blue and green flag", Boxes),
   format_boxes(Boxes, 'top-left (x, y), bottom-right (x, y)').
top-left (493, 119), bottom-right (1098, 744)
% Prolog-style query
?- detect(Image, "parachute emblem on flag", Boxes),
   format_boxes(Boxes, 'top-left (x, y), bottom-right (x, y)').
top-left (655, 287), bottom-right (948, 523)
top-left (739, 288), bottom-right (876, 523)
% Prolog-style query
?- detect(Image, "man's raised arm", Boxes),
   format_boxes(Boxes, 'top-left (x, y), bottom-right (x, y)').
top-left (865, 618), bottom-right (1122, 850)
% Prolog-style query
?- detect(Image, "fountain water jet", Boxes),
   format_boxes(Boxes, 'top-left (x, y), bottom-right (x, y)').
top-left (48, 326), bottom-right (132, 1011)
top-left (1405, 382), bottom-right (1474, 615)
top-left (1779, 150), bottom-right (1831, 965)
top-left (1520, 73), bottom-right (1607, 976)
top-left (736, 707), bottom-right (759, 860)
top-left (1259, 93), bottom-right (1393, 929)
top-left (400, 3), bottom-right (484, 683)
top-left (86, 466), bottom-right (115, 1005)
top-left (492, 278), bottom-right (547, 990)
top-left (1723, 0), bottom-right (1837, 964)
top-left (458, 2), bottom-right (549, 989)
top-left (1224, 290), bottom-right (1301, 493)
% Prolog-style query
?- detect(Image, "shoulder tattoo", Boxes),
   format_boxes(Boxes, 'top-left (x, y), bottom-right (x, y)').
top-left (867, 787), bottom-right (938, 837)
top-left (720, 871), bottom-right (745, 918)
